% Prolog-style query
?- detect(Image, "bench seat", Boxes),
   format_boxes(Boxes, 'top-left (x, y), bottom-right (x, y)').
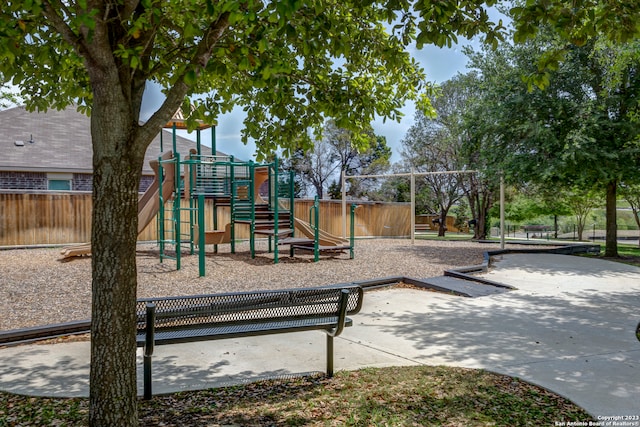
top-left (136, 285), bottom-right (364, 399)
top-left (137, 316), bottom-right (353, 346)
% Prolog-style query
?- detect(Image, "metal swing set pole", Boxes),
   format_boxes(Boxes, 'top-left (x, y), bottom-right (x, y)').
top-left (342, 170), bottom-right (479, 244)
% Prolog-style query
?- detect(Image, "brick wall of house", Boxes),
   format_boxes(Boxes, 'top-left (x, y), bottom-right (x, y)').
top-left (0, 172), bottom-right (47, 190)
top-left (72, 173), bottom-right (93, 191)
top-left (0, 171), bottom-right (155, 192)
top-left (139, 175), bottom-right (154, 192)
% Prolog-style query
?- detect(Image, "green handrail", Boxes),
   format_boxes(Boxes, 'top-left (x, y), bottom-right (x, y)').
top-left (310, 196), bottom-right (320, 262)
top-left (349, 203), bottom-right (358, 259)
top-left (173, 152), bottom-right (181, 270)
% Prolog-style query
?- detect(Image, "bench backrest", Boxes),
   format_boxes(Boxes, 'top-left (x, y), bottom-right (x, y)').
top-left (136, 285), bottom-right (363, 333)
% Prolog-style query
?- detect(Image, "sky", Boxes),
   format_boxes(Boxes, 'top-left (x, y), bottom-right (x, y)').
top-left (141, 43), bottom-right (476, 164)
top-left (140, 2), bottom-right (513, 166)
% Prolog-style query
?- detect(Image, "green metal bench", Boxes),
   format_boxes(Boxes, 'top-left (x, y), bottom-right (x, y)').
top-left (137, 285), bottom-right (364, 399)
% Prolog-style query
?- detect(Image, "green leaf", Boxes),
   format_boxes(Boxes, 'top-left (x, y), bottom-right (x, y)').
top-left (184, 69), bottom-right (197, 86)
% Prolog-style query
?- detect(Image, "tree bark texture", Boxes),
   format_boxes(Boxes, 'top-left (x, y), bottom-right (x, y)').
top-left (466, 178), bottom-right (492, 240)
top-left (604, 180), bottom-right (618, 257)
top-left (89, 98), bottom-right (145, 426)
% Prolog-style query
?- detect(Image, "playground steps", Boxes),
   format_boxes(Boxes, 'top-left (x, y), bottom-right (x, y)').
top-left (234, 202), bottom-right (293, 235)
top-left (235, 218), bottom-right (292, 228)
top-left (210, 195), bottom-right (232, 205)
top-left (291, 244), bottom-right (351, 253)
top-left (278, 237), bottom-right (350, 254)
top-left (252, 228), bottom-right (295, 237)
top-left (278, 237), bottom-right (315, 246)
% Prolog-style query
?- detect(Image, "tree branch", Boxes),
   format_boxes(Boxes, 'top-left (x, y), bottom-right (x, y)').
top-left (139, 12), bottom-right (231, 144)
top-left (41, 0), bottom-right (94, 64)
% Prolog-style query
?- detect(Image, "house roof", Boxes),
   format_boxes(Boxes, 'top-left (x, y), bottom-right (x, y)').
top-left (0, 105), bottom-right (222, 175)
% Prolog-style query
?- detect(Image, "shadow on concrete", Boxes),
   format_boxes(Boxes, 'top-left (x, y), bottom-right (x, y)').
top-left (354, 278), bottom-right (640, 416)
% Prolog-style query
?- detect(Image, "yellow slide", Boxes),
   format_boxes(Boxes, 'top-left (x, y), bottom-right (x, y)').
top-left (293, 217), bottom-right (349, 247)
top-left (137, 151), bottom-right (176, 234)
top-left (60, 151), bottom-right (176, 258)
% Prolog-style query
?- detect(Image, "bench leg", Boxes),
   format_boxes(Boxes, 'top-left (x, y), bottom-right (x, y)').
top-left (144, 354), bottom-right (152, 400)
top-left (144, 304), bottom-right (156, 400)
top-left (326, 334), bottom-right (334, 377)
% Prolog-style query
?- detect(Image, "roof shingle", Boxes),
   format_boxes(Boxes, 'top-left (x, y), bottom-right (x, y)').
top-left (0, 105), bottom-right (218, 175)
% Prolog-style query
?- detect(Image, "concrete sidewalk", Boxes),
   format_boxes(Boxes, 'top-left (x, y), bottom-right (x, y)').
top-left (0, 253), bottom-right (639, 418)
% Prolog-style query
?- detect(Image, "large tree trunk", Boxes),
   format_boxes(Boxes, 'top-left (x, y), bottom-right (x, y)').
top-left (604, 179), bottom-right (618, 257)
top-left (577, 220), bottom-right (585, 241)
top-left (472, 191), bottom-right (492, 240)
top-left (89, 99), bottom-right (145, 426)
top-left (466, 177), bottom-right (494, 240)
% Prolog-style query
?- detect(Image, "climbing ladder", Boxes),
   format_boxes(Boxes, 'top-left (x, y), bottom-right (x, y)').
top-left (157, 152), bottom-right (198, 269)
top-left (231, 157), bottom-right (296, 263)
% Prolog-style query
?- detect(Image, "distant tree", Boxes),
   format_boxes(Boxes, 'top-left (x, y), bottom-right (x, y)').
top-left (619, 183), bottom-right (640, 247)
top-left (367, 163), bottom-right (412, 203)
top-left (327, 180), bottom-right (342, 200)
top-left (466, 31), bottom-right (640, 257)
top-left (451, 200), bottom-right (471, 233)
top-left (564, 187), bottom-right (602, 241)
top-left (292, 120), bottom-right (391, 199)
top-left (280, 149), bottom-right (310, 198)
top-left (453, 71), bottom-right (501, 240)
top-left (324, 120), bottom-right (391, 199)
top-left (342, 136), bottom-right (392, 199)
top-left (401, 76), bottom-right (475, 236)
top-left (296, 137), bottom-right (339, 199)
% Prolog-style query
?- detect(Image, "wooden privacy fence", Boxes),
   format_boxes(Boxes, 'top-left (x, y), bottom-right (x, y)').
top-left (0, 192), bottom-right (411, 247)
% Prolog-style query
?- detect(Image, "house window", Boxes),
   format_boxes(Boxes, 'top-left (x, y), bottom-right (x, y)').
top-left (47, 173), bottom-right (72, 191)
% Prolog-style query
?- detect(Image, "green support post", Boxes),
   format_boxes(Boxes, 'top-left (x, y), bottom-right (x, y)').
top-left (158, 158), bottom-right (165, 262)
top-left (198, 194), bottom-right (206, 277)
top-left (211, 125), bottom-right (216, 155)
top-left (273, 157), bottom-right (279, 264)
top-left (213, 180), bottom-right (219, 254)
top-left (288, 170), bottom-right (295, 230)
top-left (229, 156), bottom-right (236, 254)
top-left (196, 128), bottom-right (201, 156)
top-left (310, 196), bottom-right (320, 262)
top-left (289, 170), bottom-right (295, 258)
top-left (248, 161), bottom-right (256, 259)
top-left (172, 123), bottom-right (177, 154)
top-left (174, 152), bottom-right (181, 271)
top-left (187, 159), bottom-right (195, 255)
top-left (349, 203), bottom-right (358, 259)
top-left (211, 126), bottom-right (218, 254)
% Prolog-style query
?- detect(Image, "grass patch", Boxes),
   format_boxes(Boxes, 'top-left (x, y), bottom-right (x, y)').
top-left (578, 243), bottom-right (640, 267)
top-left (1, 366), bottom-right (592, 426)
top-left (613, 243), bottom-right (640, 257)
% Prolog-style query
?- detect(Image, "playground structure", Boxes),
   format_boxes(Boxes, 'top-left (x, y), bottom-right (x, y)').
top-left (61, 150), bottom-right (357, 274)
top-left (60, 111), bottom-right (357, 271)
top-left (155, 149), bottom-right (358, 276)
